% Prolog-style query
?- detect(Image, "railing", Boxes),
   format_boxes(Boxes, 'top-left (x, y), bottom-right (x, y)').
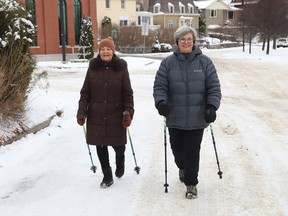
top-left (117, 46), bottom-right (152, 54)
top-left (67, 45), bottom-right (90, 62)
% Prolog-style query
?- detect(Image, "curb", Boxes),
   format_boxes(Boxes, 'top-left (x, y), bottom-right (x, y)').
top-left (0, 115), bottom-right (56, 147)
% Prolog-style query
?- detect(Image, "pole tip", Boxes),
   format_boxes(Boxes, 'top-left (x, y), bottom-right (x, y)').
top-left (218, 171), bottom-right (223, 179)
top-left (134, 166), bottom-right (141, 174)
top-left (164, 183), bottom-right (169, 193)
top-left (91, 166), bottom-right (97, 173)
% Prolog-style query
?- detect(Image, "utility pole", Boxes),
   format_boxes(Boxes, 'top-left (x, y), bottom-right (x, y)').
top-left (59, 0), bottom-right (66, 62)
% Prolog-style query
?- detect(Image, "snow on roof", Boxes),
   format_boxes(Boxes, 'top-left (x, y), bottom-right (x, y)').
top-left (193, 0), bottom-right (212, 9)
top-left (230, 6), bottom-right (242, 11)
top-left (168, 2), bottom-right (174, 7)
top-left (179, 16), bottom-right (193, 20)
top-left (193, 0), bottom-right (231, 10)
top-left (223, 0), bottom-right (232, 4)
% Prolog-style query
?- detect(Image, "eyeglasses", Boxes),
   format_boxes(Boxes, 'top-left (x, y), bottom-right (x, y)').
top-left (179, 38), bottom-right (193, 43)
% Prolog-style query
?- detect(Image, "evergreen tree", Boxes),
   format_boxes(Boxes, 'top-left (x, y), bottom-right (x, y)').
top-left (0, 0), bottom-right (35, 52)
top-left (101, 16), bottom-right (112, 39)
top-left (0, 0), bottom-right (37, 119)
top-left (78, 17), bottom-right (94, 59)
top-left (199, 13), bottom-right (206, 37)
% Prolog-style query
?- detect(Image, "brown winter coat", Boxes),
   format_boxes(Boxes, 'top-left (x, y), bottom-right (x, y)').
top-left (77, 55), bottom-right (134, 146)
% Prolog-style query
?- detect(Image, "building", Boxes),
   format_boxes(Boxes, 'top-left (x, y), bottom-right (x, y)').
top-left (147, 0), bottom-right (200, 30)
top-left (19, 0), bottom-right (98, 58)
top-left (193, 0), bottom-right (241, 33)
top-left (96, 0), bottom-right (137, 39)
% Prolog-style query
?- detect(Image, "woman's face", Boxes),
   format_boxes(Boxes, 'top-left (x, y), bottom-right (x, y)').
top-left (178, 33), bottom-right (194, 53)
top-left (99, 47), bottom-right (113, 62)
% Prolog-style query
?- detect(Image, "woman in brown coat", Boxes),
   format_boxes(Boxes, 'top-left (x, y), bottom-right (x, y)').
top-left (76, 37), bottom-right (134, 188)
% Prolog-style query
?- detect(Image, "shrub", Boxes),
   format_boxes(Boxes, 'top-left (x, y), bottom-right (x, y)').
top-left (0, 0), bottom-right (37, 120)
top-left (112, 25), bottom-right (175, 53)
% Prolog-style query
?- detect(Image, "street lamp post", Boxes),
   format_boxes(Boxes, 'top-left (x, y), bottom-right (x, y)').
top-left (59, 0), bottom-right (66, 62)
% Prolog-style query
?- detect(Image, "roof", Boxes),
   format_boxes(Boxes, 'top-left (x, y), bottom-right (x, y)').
top-left (193, 0), bottom-right (234, 10)
top-left (148, 0), bottom-right (199, 13)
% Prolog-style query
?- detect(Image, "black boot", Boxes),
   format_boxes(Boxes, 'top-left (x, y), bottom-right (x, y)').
top-left (115, 156), bottom-right (125, 178)
top-left (186, 185), bottom-right (197, 199)
top-left (100, 167), bottom-right (114, 188)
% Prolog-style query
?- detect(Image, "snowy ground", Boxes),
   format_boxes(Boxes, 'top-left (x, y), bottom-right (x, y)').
top-left (0, 45), bottom-right (288, 216)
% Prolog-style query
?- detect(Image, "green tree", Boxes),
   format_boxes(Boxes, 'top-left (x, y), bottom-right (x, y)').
top-left (78, 16), bottom-right (94, 59)
top-left (101, 16), bottom-right (112, 39)
top-left (0, 0), bottom-right (37, 119)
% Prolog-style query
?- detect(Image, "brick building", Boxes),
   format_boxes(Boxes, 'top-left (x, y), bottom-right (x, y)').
top-left (19, 0), bottom-right (98, 56)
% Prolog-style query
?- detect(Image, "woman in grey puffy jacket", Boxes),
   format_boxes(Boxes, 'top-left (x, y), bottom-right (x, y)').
top-left (153, 26), bottom-right (221, 199)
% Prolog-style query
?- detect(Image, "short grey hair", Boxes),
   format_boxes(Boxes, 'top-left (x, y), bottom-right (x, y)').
top-left (174, 26), bottom-right (198, 43)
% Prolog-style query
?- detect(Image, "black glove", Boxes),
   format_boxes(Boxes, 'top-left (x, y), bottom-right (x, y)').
top-left (205, 105), bottom-right (216, 123)
top-left (157, 101), bottom-right (170, 117)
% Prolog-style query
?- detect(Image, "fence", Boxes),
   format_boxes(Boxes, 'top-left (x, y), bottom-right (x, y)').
top-left (67, 45), bottom-right (90, 62)
top-left (117, 46), bottom-right (152, 54)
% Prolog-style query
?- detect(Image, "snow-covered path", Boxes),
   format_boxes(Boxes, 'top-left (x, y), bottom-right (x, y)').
top-left (0, 47), bottom-right (288, 216)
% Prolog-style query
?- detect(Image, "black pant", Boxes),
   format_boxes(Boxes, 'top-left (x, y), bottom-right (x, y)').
top-left (96, 145), bottom-right (126, 170)
top-left (169, 128), bottom-right (204, 186)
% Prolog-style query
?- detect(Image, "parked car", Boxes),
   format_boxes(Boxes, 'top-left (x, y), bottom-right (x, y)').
top-left (276, 38), bottom-right (288, 48)
top-left (152, 39), bottom-right (172, 53)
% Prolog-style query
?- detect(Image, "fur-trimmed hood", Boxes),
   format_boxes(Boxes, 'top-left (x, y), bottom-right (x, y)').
top-left (88, 54), bottom-right (127, 72)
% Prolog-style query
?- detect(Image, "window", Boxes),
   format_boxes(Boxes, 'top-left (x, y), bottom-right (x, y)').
top-left (136, 4), bottom-right (141, 11)
top-left (137, 16), bottom-right (151, 26)
top-left (142, 16), bottom-right (150, 25)
top-left (121, 0), bottom-right (125, 9)
top-left (154, 3), bottom-right (160, 13)
top-left (25, 0), bottom-right (36, 23)
top-left (168, 3), bottom-right (174, 13)
top-left (154, 7), bottom-right (159, 13)
top-left (180, 18), bottom-right (193, 27)
top-left (210, 10), bottom-right (217, 18)
top-left (25, 0), bottom-right (37, 46)
top-left (106, 0), bottom-right (110, 9)
top-left (185, 20), bottom-right (193, 27)
top-left (228, 11), bottom-right (235, 19)
top-left (74, 0), bottom-right (82, 45)
top-left (119, 19), bottom-right (128, 26)
top-left (58, 0), bottom-right (68, 45)
top-left (188, 4), bottom-right (194, 14)
top-left (179, 2), bottom-right (185, 13)
top-left (168, 20), bottom-right (174, 29)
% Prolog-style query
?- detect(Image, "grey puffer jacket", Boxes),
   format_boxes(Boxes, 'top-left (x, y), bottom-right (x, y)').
top-left (153, 47), bottom-right (221, 130)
